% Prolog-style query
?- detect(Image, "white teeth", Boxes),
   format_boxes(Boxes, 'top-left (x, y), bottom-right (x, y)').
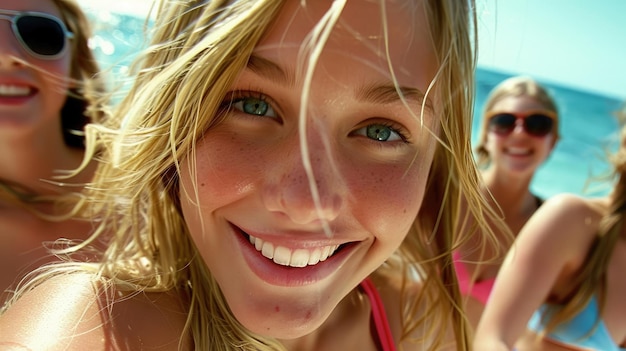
top-left (261, 241), bottom-right (274, 259)
top-left (308, 248), bottom-right (321, 265)
top-left (248, 235), bottom-right (340, 267)
top-left (507, 147), bottom-right (530, 155)
top-left (273, 246), bottom-right (291, 265)
top-left (0, 85), bottom-right (30, 97)
top-left (254, 238), bottom-right (263, 251)
top-left (290, 249), bottom-right (310, 268)
top-left (320, 246), bottom-right (331, 261)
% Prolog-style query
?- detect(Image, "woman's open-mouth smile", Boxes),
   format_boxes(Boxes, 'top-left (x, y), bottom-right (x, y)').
top-left (230, 223), bottom-right (357, 286)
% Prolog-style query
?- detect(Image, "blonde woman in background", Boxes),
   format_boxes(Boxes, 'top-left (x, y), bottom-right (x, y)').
top-left (0, 0), bottom-right (104, 300)
top-left (0, 0), bottom-right (500, 350)
top-left (455, 76), bottom-right (560, 329)
top-left (475, 104), bottom-right (626, 350)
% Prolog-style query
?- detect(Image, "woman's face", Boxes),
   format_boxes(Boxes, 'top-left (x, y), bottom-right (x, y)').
top-left (180, 0), bottom-right (439, 339)
top-left (483, 96), bottom-right (556, 176)
top-left (0, 0), bottom-right (72, 131)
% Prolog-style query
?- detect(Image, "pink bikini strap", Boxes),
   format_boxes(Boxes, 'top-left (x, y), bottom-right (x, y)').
top-left (361, 277), bottom-right (397, 351)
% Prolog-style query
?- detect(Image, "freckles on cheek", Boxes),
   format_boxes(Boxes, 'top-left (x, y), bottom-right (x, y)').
top-left (354, 164), bottom-right (426, 232)
top-left (193, 136), bottom-right (262, 198)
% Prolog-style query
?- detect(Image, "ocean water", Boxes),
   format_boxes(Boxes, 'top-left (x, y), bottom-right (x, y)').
top-left (84, 9), bottom-right (624, 200)
top-left (85, 11), bottom-right (150, 92)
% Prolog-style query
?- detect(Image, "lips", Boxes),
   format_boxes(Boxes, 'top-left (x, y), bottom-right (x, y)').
top-left (230, 223), bottom-right (355, 286)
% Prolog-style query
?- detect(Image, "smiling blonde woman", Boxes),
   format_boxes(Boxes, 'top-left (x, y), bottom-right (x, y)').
top-left (0, 1), bottom-right (500, 350)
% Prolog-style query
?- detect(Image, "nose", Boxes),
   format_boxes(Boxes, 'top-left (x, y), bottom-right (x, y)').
top-left (0, 22), bottom-right (25, 67)
top-left (511, 118), bottom-right (526, 135)
top-left (261, 126), bottom-right (347, 225)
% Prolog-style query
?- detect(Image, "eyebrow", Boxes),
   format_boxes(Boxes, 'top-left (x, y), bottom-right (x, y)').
top-left (247, 55), bottom-right (295, 86)
top-left (247, 54), bottom-right (429, 108)
top-left (355, 83), bottom-right (429, 108)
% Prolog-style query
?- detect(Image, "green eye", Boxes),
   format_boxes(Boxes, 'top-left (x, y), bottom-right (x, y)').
top-left (233, 96), bottom-right (275, 117)
top-left (367, 124), bottom-right (392, 141)
top-left (243, 97), bottom-right (268, 115)
top-left (358, 123), bottom-right (403, 142)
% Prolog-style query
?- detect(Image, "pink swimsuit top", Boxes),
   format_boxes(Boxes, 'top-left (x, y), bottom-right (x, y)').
top-left (360, 278), bottom-right (397, 351)
top-left (452, 251), bottom-right (495, 305)
top-left (453, 196), bottom-right (544, 305)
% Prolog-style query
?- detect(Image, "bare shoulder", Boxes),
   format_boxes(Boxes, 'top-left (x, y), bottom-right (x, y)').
top-left (514, 193), bottom-right (608, 274)
top-left (540, 193), bottom-right (606, 218)
top-left (0, 272), bottom-right (190, 351)
top-left (527, 193), bottom-right (606, 238)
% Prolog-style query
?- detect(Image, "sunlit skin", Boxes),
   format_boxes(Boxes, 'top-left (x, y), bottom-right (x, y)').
top-left (179, 0), bottom-right (439, 342)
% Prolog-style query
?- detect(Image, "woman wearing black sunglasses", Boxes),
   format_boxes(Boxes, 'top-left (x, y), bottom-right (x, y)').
top-left (0, 0), bottom-right (105, 301)
top-left (454, 75), bottom-right (560, 329)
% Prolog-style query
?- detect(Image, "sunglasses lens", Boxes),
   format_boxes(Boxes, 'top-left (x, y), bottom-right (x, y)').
top-left (16, 15), bottom-right (66, 56)
top-left (524, 114), bottom-right (554, 136)
top-left (488, 113), bottom-right (516, 135)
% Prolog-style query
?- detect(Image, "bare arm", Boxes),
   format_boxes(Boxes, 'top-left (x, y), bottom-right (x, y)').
top-left (0, 273), bottom-right (189, 351)
top-left (0, 273), bottom-right (112, 350)
top-left (473, 194), bottom-right (602, 350)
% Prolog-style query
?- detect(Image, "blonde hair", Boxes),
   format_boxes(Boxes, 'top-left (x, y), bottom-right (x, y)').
top-left (475, 75), bottom-right (560, 167)
top-left (7, 0), bottom-right (499, 350)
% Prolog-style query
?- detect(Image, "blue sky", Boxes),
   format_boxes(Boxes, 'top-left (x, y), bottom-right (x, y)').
top-left (475, 0), bottom-right (626, 99)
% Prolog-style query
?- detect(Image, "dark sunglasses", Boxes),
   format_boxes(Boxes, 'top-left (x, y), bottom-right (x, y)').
top-left (487, 111), bottom-right (556, 137)
top-left (0, 9), bottom-right (74, 60)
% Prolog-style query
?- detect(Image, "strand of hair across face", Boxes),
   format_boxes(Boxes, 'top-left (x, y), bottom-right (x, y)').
top-left (297, 0), bottom-right (346, 238)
